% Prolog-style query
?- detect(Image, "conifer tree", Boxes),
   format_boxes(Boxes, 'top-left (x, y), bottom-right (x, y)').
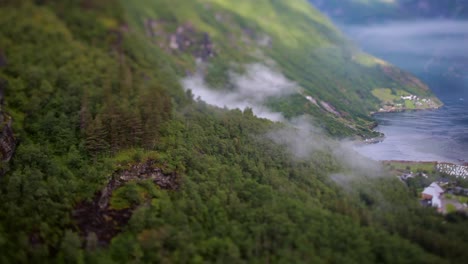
top-left (85, 115), bottom-right (109, 156)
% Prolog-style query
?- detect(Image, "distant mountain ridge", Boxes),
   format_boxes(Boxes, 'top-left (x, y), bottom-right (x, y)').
top-left (310, 0), bottom-right (468, 23)
top-left (309, 0), bottom-right (468, 89)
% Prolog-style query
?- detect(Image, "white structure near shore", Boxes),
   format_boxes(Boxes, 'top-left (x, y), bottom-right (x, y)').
top-left (422, 182), bottom-right (444, 212)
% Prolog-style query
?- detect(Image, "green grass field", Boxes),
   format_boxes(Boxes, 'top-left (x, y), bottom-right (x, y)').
top-left (371, 88), bottom-right (400, 103)
top-left (446, 203), bottom-right (457, 213)
top-left (383, 161), bottom-right (437, 175)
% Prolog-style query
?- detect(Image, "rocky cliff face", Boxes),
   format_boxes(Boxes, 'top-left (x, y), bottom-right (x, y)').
top-left (73, 160), bottom-right (179, 244)
top-left (0, 78), bottom-right (16, 165)
top-left (144, 19), bottom-right (215, 61)
top-left (98, 159), bottom-right (180, 209)
top-left (0, 118), bottom-right (15, 162)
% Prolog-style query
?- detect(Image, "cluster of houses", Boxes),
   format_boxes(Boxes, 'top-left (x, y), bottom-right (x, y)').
top-left (400, 94), bottom-right (434, 107)
top-left (436, 163), bottom-right (468, 179)
top-left (378, 93), bottom-right (437, 112)
top-left (399, 171), bottom-right (427, 181)
top-left (421, 182), bottom-right (444, 212)
top-left (400, 95), bottom-right (418, 100)
top-left (400, 95), bottom-right (431, 103)
top-left (420, 181), bottom-right (468, 213)
top-left (398, 164), bottom-right (468, 213)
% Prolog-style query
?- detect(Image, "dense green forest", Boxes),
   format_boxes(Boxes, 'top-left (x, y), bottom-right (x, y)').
top-left (0, 0), bottom-right (466, 263)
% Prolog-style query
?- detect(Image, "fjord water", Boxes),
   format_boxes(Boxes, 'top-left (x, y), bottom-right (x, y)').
top-left (356, 88), bottom-right (468, 163)
top-left (343, 20), bottom-right (468, 163)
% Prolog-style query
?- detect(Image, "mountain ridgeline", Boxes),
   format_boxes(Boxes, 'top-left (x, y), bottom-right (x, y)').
top-left (0, 1), bottom-right (466, 263)
top-left (310, 0), bottom-right (468, 91)
top-left (310, 0), bottom-right (468, 23)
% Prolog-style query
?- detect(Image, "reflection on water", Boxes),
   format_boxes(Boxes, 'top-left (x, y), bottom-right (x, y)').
top-left (355, 98), bottom-right (468, 163)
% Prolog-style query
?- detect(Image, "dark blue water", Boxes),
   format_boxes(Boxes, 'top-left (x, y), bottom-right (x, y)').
top-left (356, 94), bottom-right (468, 163)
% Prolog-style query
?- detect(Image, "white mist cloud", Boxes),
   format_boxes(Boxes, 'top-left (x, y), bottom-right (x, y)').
top-left (334, 140), bottom-right (384, 176)
top-left (267, 116), bottom-right (384, 184)
top-left (329, 142), bottom-right (385, 188)
top-left (182, 64), bottom-right (298, 121)
top-left (267, 116), bottom-right (329, 158)
top-left (182, 63), bottom-right (384, 186)
top-left (345, 20), bottom-right (468, 57)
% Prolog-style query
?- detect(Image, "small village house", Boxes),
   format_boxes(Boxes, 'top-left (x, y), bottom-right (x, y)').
top-left (421, 182), bottom-right (444, 211)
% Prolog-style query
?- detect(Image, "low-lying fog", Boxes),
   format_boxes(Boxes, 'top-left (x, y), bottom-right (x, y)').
top-left (182, 64), bottom-right (297, 122)
top-left (343, 19), bottom-right (468, 96)
top-left (182, 64), bottom-right (384, 180)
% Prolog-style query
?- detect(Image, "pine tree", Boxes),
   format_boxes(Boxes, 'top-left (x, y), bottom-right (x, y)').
top-left (126, 109), bottom-right (144, 147)
top-left (85, 115), bottom-right (109, 156)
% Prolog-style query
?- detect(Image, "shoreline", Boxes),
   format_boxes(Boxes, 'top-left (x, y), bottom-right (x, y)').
top-left (382, 160), bottom-right (468, 167)
top-left (370, 104), bottom-right (443, 116)
top-left (363, 104), bottom-right (443, 141)
top-left (359, 103), bottom-right (442, 143)
top-left (382, 160), bottom-right (468, 179)
top-left (355, 103), bottom-right (467, 165)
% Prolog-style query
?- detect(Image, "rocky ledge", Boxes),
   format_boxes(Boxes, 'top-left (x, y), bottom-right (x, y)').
top-left (0, 78), bottom-right (17, 174)
top-left (73, 160), bottom-right (180, 245)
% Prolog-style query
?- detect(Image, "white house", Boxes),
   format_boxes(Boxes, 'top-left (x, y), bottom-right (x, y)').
top-left (401, 95), bottom-right (415, 100)
top-left (429, 182), bottom-right (444, 194)
top-left (422, 182), bottom-right (444, 211)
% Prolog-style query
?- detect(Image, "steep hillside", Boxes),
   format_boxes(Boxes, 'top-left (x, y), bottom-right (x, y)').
top-left (0, 1), bottom-right (465, 263)
top-left (119, 0), bottom-right (441, 137)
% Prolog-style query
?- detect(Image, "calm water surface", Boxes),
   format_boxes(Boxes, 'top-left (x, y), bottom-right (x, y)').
top-left (355, 97), bottom-right (468, 163)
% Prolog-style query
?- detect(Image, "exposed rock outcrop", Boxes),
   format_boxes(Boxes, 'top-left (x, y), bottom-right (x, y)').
top-left (73, 160), bottom-right (179, 244)
top-left (98, 160), bottom-right (180, 209)
top-left (0, 79), bottom-right (16, 165)
top-left (320, 101), bottom-right (341, 116)
top-left (72, 202), bottom-right (132, 245)
top-left (144, 19), bottom-right (216, 61)
top-left (0, 119), bottom-right (15, 162)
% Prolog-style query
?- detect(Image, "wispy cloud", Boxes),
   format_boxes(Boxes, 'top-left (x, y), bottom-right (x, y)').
top-left (266, 116), bottom-right (328, 158)
top-left (345, 20), bottom-right (468, 58)
top-left (182, 64), bottom-right (298, 121)
top-left (267, 116), bottom-right (384, 184)
top-left (182, 63), bottom-right (384, 186)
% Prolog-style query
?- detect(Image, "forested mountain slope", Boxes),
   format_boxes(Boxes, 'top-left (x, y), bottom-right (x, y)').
top-left (0, 1), bottom-right (465, 263)
top-left (117, 0), bottom-right (441, 137)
